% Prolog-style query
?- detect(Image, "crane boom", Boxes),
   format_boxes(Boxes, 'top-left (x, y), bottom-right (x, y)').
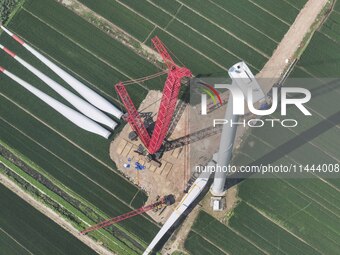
top-left (81, 196), bottom-right (173, 235)
top-left (114, 37), bottom-right (191, 154)
top-left (115, 82), bottom-right (151, 147)
top-left (147, 37), bottom-right (192, 154)
top-left (151, 36), bottom-right (175, 70)
top-left (148, 67), bottom-right (191, 154)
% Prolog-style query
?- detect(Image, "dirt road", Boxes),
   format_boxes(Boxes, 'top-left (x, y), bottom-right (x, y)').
top-left (257, 0), bottom-right (329, 92)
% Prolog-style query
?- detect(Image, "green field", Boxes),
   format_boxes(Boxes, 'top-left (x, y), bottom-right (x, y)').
top-left (251, 0), bottom-right (300, 24)
top-left (183, 1), bottom-right (272, 56)
top-left (229, 201), bottom-right (321, 255)
top-left (202, 0), bottom-right (289, 40)
top-left (184, 231), bottom-right (225, 255)
top-left (0, 184), bottom-right (96, 255)
top-left (77, 0), bottom-right (155, 42)
top-left (0, 143), bottom-right (149, 254)
top-left (292, 0), bottom-right (340, 77)
top-left (188, 211), bottom-right (264, 255)
top-left (80, 0), bottom-right (300, 73)
top-left (284, 0), bottom-right (308, 10)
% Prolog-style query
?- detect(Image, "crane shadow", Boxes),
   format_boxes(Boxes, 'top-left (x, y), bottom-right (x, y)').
top-left (308, 79), bottom-right (340, 98)
top-left (166, 85), bottom-right (191, 139)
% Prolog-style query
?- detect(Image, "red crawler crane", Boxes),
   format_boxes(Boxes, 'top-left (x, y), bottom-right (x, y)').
top-left (115, 36), bottom-right (192, 154)
top-left (80, 195), bottom-right (174, 235)
top-left (115, 83), bottom-right (151, 147)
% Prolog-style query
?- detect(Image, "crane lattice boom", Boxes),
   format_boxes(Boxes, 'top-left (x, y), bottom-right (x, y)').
top-left (148, 67), bottom-right (191, 154)
top-left (151, 36), bottom-right (175, 69)
top-left (115, 82), bottom-right (151, 147)
top-left (81, 196), bottom-right (171, 235)
top-left (115, 36), bottom-right (191, 154)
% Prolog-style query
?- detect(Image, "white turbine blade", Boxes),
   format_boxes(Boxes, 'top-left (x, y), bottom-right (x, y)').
top-left (143, 171), bottom-right (211, 255)
top-left (0, 44), bottom-right (117, 129)
top-left (1, 26), bottom-right (123, 119)
top-left (0, 67), bottom-right (111, 139)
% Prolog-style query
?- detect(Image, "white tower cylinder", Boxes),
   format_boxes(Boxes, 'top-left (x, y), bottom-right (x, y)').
top-left (210, 97), bottom-right (239, 196)
top-left (211, 62), bottom-right (266, 195)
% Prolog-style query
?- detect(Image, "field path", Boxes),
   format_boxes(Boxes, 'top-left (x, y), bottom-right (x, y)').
top-left (257, 0), bottom-right (329, 90)
top-left (0, 174), bottom-right (115, 255)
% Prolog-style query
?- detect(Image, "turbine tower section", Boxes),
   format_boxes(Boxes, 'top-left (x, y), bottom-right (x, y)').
top-left (211, 62), bottom-right (266, 196)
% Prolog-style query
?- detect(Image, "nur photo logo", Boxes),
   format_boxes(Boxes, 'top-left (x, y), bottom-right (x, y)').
top-left (191, 63), bottom-right (312, 129)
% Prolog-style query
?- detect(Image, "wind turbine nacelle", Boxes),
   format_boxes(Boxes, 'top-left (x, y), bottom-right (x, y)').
top-left (228, 61), bottom-right (266, 104)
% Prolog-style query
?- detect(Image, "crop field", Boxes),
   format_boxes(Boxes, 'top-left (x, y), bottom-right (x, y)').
top-left (0, 0), bottom-right (318, 254)
top-left (187, 211), bottom-right (264, 255)
top-left (185, 3), bottom-right (340, 255)
top-left (251, 0), bottom-right (300, 24)
top-left (184, 231), bottom-right (225, 255)
top-left (292, 1), bottom-right (340, 77)
top-left (284, 0), bottom-right (309, 10)
top-left (0, 184), bottom-right (96, 255)
top-left (78, 0), bottom-right (302, 73)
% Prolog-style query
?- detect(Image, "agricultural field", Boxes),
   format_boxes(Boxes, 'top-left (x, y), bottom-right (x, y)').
top-left (187, 211), bottom-right (264, 255)
top-left (0, 183), bottom-right (96, 255)
top-left (185, 2), bottom-right (340, 255)
top-left (78, 0), bottom-right (301, 73)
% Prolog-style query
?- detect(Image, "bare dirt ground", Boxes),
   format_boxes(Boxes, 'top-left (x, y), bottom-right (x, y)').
top-left (0, 173), bottom-right (114, 255)
top-left (111, 91), bottom-right (188, 223)
top-left (109, 89), bottom-right (246, 220)
top-left (110, 90), bottom-right (231, 223)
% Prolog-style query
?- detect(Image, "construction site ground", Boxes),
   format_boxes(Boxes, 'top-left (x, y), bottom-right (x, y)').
top-left (110, 90), bottom-right (244, 223)
top-left (111, 90), bottom-right (186, 223)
